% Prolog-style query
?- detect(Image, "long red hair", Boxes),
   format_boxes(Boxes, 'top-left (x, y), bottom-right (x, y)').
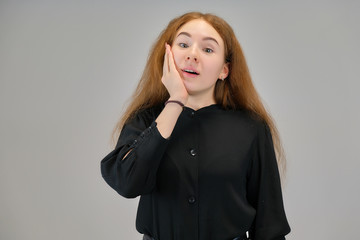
top-left (111, 12), bottom-right (287, 178)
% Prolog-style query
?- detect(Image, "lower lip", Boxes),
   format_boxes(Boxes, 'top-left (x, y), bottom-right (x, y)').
top-left (182, 71), bottom-right (199, 78)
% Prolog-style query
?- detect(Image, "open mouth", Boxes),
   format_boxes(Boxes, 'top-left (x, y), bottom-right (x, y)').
top-left (182, 69), bottom-right (199, 75)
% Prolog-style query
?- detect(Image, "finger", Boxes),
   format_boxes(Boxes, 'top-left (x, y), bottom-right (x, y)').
top-left (167, 45), bottom-right (177, 72)
top-left (167, 46), bottom-right (183, 77)
top-left (166, 44), bottom-right (170, 72)
top-left (162, 45), bottom-right (169, 76)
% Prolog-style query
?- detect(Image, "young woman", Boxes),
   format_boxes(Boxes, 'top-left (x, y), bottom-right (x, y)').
top-left (101, 12), bottom-right (291, 240)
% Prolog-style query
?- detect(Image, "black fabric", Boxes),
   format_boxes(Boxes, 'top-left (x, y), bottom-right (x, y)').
top-left (143, 233), bottom-right (249, 240)
top-left (143, 234), bottom-right (156, 240)
top-left (101, 104), bottom-right (291, 240)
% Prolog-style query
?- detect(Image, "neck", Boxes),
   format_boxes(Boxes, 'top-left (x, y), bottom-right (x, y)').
top-left (185, 95), bottom-right (216, 111)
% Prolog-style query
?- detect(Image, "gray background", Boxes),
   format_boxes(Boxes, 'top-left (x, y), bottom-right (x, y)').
top-left (1, 0), bottom-right (359, 239)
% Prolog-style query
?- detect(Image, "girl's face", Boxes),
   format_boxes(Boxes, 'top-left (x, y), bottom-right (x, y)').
top-left (171, 19), bottom-right (229, 100)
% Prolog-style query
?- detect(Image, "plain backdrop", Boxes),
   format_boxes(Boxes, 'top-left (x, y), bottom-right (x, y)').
top-left (1, 1), bottom-right (359, 239)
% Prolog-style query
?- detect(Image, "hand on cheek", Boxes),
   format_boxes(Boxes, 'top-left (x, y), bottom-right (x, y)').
top-left (161, 43), bottom-right (188, 104)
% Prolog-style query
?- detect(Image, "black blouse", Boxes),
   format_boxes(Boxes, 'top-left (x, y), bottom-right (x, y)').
top-left (100, 104), bottom-right (290, 240)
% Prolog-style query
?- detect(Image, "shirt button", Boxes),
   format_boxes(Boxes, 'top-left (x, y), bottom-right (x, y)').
top-left (191, 111), bottom-right (195, 117)
top-left (190, 148), bottom-right (197, 156)
top-left (188, 196), bottom-right (196, 204)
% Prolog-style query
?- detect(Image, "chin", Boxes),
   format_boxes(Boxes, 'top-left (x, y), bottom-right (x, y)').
top-left (183, 82), bottom-right (192, 93)
top-left (183, 85), bottom-right (198, 95)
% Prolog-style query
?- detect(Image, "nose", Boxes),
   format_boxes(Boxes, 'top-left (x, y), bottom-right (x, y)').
top-left (186, 46), bottom-right (199, 62)
top-left (187, 56), bottom-right (198, 62)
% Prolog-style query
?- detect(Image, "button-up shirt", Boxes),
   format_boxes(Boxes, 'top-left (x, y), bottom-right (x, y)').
top-left (101, 104), bottom-right (291, 240)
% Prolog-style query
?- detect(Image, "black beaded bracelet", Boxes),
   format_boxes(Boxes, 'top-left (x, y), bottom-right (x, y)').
top-left (165, 100), bottom-right (185, 107)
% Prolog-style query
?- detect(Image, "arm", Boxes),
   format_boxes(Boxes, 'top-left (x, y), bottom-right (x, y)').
top-left (246, 122), bottom-right (291, 240)
top-left (156, 43), bottom-right (188, 138)
top-left (100, 43), bottom-right (187, 198)
top-left (100, 111), bottom-right (168, 198)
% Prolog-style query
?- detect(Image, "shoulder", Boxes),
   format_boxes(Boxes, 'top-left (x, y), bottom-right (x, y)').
top-left (208, 106), bottom-right (268, 142)
top-left (126, 104), bottom-right (164, 127)
top-left (220, 107), bottom-right (266, 130)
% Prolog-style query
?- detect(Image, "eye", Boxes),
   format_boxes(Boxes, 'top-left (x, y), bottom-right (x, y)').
top-left (204, 48), bottom-right (213, 53)
top-left (179, 43), bottom-right (188, 48)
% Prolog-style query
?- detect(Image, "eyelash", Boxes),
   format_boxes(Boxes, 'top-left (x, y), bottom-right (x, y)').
top-left (179, 43), bottom-right (188, 48)
top-left (178, 43), bottom-right (214, 53)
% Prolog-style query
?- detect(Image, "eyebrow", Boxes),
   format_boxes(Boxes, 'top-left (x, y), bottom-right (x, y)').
top-left (176, 32), bottom-right (219, 46)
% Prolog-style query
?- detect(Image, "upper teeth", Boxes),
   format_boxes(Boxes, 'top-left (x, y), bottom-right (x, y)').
top-left (185, 69), bottom-right (196, 73)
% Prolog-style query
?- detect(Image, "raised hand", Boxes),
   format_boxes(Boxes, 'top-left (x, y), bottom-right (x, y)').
top-left (162, 43), bottom-right (188, 105)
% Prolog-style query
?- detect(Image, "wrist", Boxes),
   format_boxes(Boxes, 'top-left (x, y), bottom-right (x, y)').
top-left (165, 99), bottom-right (185, 108)
top-left (168, 95), bottom-right (188, 105)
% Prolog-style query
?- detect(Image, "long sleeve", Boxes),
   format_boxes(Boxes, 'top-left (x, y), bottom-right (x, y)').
top-left (246, 122), bottom-right (291, 240)
top-left (100, 108), bottom-right (169, 198)
top-left (101, 105), bottom-right (291, 240)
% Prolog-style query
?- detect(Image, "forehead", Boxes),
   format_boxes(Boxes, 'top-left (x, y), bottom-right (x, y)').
top-left (175, 19), bottom-right (223, 44)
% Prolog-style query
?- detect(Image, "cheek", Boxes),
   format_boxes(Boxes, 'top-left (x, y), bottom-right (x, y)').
top-left (171, 50), bottom-right (182, 66)
top-left (206, 59), bottom-right (225, 76)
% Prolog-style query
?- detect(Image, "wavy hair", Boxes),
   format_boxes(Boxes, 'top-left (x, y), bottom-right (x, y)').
top-left (111, 12), bottom-right (287, 178)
